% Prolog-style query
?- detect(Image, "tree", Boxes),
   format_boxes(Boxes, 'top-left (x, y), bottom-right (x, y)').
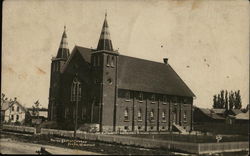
top-left (217, 94), bottom-right (222, 108)
top-left (220, 90), bottom-right (225, 108)
top-left (229, 91), bottom-right (234, 110)
top-left (234, 90), bottom-right (242, 109)
top-left (225, 90), bottom-right (229, 110)
top-left (213, 95), bottom-right (218, 108)
top-left (212, 90), bottom-right (242, 110)
top-left (32, 100), bottom-right (41, 117)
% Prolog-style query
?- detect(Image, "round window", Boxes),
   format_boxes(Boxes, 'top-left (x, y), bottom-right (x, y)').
top-left (107, 78), bottom-right (112, 85)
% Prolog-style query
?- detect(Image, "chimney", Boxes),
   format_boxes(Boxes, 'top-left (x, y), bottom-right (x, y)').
top-left (163, 58), bottom-right (168, 65)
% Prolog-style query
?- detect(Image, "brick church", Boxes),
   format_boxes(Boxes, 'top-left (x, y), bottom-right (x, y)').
top-left (48, 14), bottom-right (195, 132)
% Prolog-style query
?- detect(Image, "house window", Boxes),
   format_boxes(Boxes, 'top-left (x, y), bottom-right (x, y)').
top-left (17, 106), bottom-right (19, 112)
top-left (11, 115), bottom-right (14, 120)
top-left (150, 109), bottom-right (154, 121)
top-left (138, 109), bottom-right (142, 121)
top-left (162, 111), bottom-right (166, 121)
top-left (138, 92), bottom-right (143, 101)
top-left (183, 111), bottom-right (187, 121)
top-left (12, 106), bottom-right (14, 111)
top-left (16, 115), bottom-right (19, 121)
top-left (111, 56), bottom-right (115, 67)
top-left (125, 91), bottom-right (130, 100)
top-left (106, 55), bottom-right (110, 66)
top-left (124, 108), bottom-right (129, 121)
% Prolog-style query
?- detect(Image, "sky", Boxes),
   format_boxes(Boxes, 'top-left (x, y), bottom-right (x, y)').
top-left (2, 0), bottom-right (249, 109)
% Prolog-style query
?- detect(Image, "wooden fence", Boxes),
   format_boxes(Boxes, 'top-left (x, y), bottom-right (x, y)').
top-left (1, 125), bottom-right (248, 154)
top-left (2, 124), bottom-right (36, 134)
top-left (40, 128), bottom-right (249, 154)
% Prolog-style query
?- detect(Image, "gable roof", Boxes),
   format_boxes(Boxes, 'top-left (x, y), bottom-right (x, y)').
top-left (61, 45), bottom-right (92, 73)
top-left (235, 112), bottom-right (249, 120)
top-left (1, 100), bottom-right (27, 112)
top-left (211, 109), bottom-right (226, 114)
top-left (1, 100), bottom-right (12, 111)
top-left (117, 55), bottom-right (195, 97)
top-left (63, 45), bottom-right (195, 97)
top-left (198, 107), bottom-right (225, 120)
top-left (230, 109), bottom-right (242, 115)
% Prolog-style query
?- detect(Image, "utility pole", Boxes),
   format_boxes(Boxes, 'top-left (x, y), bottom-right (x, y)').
top-left (71, 74), bottom-right (81, 139)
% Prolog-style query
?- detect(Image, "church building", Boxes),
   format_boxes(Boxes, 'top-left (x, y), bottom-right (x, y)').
top-left (48, 14), bottom-right (195, 132)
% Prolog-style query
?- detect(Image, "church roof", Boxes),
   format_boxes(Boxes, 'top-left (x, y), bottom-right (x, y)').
top-left (61, 45), bottom-right (92, 73)
top-left (62, 45), bottom-right (195, 97)
top-left (56, 26), bottom-right (70, 60)
top-left (96, 13), bottom-right (117, 54)
top-left (117, 55), bottom-right (195, 97)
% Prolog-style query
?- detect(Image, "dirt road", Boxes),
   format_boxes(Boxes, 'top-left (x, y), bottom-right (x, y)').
top-left (0, 138), bottom-right (101, 155)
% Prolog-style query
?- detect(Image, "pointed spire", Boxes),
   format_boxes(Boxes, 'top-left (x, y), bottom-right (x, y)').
top-left (97, 12), bottom-right (113, 51)
top-left (56, 26), bottom-right (70, 59)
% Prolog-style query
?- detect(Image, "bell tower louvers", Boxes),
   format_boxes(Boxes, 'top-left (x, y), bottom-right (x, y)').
top-left (91, 13), bottom-right (119, 132)
top-left (48, 26), bottom-right (70, 121)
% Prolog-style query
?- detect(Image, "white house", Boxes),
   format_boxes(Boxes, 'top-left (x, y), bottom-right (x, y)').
top-left (1, 99), bottom-right (27, 124)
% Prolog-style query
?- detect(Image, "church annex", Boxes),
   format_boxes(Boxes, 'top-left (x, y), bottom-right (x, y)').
top-left (48, 14), bottom-right (195, 132)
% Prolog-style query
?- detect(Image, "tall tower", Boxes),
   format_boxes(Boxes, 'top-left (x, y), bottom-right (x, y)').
top-left (48, 26), bottom-right (70, 121)
top-left (91, 13), bottom-right (119, 132)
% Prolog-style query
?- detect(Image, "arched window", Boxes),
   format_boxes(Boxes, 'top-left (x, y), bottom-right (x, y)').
top-left (138, 92), bottom-right (143, 101)
top-left (71, 77), bottom-right (82, 102)
top-left (125, 91), bottom-right (130, 100)
top-left (16, 115), bottom-right (19, 121)
top-left (107, 55), bottom-right (110, 66)
top-left (151, 94), bottom-right (156, 102)
top-left (183, 111), bottom-right (187, 121)
top-left (150, 109), bottom-right (154, 121)
top-left (111, 56), bottom-right (115, 67)
top-left (163, 96), bottom-right (167, 104)
top-left (138, 109), bottom-right (142, 121)
top-left (124, 108), bottom-right (129, 121)
top-left (162, 111), bottom-right (166, 120)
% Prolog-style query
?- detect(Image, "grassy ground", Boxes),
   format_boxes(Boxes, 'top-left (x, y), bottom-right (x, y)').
top-left (117, 133), bottom-right (248, 143)
top-left (0, 132), bottom-right (174, 155)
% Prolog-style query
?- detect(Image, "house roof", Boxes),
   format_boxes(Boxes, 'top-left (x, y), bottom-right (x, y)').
top-left (235, 112), bottom-right (249, 120)
top-left (1, 100), bottom-right (27, 112)
top-left (230, 109), bottom-right (242, 115)
top-left (62, 45), bottom-right (195, 97)
top-left (211, 109), bottom-right (226, 114)
top-left (1, 100), bottom-right (12, 111)
top-left (198, 108), bottom-right (225, 120)
top-left (117, 55), bottom-right (195, 97)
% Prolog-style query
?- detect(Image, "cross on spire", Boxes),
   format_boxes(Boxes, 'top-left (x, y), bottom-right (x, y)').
top-left (56, 26), bottom-right (70, 59)
top-left (96, 12), bottom-right (113, 51)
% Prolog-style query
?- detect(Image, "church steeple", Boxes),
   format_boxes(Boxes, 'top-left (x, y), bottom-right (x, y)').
top-left (97, 12), bottom-right (114, 51)
top-left (56, 26), bottom-right (70, 59)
